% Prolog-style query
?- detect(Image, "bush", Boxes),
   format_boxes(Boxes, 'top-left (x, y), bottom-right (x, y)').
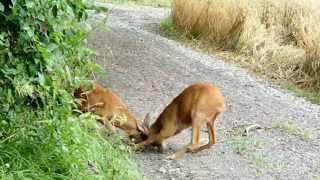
top-left (172, 0), bottom-right (320, 92)
top-left (0, 0), bottom-right (138, 179)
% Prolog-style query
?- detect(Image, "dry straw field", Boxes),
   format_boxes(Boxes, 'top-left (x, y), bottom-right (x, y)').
top-left (172, 0), bottom-right (320, 92)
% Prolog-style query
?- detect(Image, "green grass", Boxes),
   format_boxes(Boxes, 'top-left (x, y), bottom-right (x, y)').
top-left (100, 0), bottom-right (171, 7)
top-left (272, 121), bottom-right (316, 140)
top-left (231, 136), bottom-right (264, 155)
top-left (250, 153), bottom-right (272, 171)
top-left (230, 136), bottom-right (273, 171)
top-left (160, 18), bottom-right (185, 40)
top-left (286, 83), bottom-right (320, 104)
top-left (0, 110), bottom-right (140, 179)
top-left (273, 121), bottom-right (299, 135)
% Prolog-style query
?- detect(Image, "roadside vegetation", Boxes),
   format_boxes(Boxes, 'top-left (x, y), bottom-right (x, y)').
top-left (273, 121), bottom-right (317, 140)
top-left (230, 136), bottom-right (273, 171)
top-left (162, 0), bottom-right (320, 104)
top-left (0, 0), bottom-right (138, 179)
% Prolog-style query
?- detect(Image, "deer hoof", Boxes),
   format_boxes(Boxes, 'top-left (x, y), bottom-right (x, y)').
top-left (155, 143), bottom-right (167, 153)
top-left (187, 144), bottom-right (201, 153)
top-left (165, 154), bottom-right (177, 160)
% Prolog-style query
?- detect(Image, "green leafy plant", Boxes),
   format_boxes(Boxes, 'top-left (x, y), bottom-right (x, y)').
top-left (0, 0), bottom-right (138, 178)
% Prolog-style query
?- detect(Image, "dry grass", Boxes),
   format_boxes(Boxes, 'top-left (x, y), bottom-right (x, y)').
top-left (172, 0), bottom-right (320, 92)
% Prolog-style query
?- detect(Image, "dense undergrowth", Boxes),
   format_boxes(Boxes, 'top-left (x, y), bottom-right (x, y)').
top-left (0, 0), bottom-right (138, 179)
top-left (168, 0), bottom-right (320, 103)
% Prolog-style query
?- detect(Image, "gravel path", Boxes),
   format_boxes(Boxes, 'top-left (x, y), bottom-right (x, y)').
top-left (88, 4), bottom-right (320, 180)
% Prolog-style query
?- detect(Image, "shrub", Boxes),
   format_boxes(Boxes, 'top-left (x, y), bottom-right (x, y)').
top-left (0, 0), bottom-right (138, 178)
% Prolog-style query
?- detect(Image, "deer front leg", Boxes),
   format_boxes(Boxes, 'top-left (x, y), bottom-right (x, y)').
top-left (166, 124), bottom-right (202, 160)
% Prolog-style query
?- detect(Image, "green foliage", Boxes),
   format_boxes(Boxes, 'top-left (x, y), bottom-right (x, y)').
top-left (160, 18), bottom-right (189, 41)
top-left (0, 0), bottom-right (138, 178)
top-left (160, 18), bottom-right (179, 38)
top-left (286, 83), bottom-right (320, 104)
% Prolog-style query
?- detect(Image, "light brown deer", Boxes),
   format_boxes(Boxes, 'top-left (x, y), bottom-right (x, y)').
top-left (74, 82), bottom-right (147, 142)
top-left (136, 82), bottom-right (225, 160)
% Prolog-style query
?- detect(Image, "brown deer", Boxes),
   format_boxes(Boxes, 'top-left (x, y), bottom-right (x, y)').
top-left (136, 82), bottom-right (225, 160)
top-left (74, 82), bottom-right (147, 142)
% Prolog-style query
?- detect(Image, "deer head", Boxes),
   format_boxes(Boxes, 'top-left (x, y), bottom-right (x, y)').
top-left (130, 113), bottom-right (151, 143)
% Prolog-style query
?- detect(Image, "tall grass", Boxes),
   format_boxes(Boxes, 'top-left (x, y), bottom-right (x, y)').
top-left (0, 111), bottom-right (139, 179)
top-left (172, 0), bottom-right (320, 92)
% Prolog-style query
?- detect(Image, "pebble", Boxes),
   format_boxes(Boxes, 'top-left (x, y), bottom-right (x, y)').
top-left (159, 167), bottom-right (166, 173)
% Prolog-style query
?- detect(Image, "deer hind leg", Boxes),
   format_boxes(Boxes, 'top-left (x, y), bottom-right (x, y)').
top-left (166, 121), bottom-right (202, 160)
top-left (193, 112), bottom-right (220, 153)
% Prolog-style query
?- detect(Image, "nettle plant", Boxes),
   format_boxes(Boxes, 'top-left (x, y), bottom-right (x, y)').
top-left (0, 0), bottom-right (138, 179)
top-left (0, 0), bottom-right (95, 111)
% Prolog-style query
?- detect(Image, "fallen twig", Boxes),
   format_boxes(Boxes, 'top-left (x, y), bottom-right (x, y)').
top-left (243, 124), bottom-right (263, 136)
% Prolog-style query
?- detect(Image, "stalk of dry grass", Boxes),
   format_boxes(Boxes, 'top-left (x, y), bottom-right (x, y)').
top-left (172, 0), bottom-right (320, 91)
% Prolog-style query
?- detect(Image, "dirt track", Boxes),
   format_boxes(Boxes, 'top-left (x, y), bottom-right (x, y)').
top-left (88, 4), bottom-right (320, 180)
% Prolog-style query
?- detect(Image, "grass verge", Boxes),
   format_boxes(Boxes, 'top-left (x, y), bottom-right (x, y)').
top-left (272, 121), bottom-right (317, 140)
top-left (230, 136), bottom-right (273, 172)
top-left (0, 112), bottom-right (139, 179)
